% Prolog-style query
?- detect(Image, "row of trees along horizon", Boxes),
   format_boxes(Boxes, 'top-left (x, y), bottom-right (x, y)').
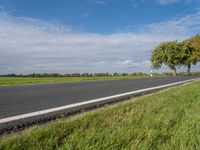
top-left (1, 72), bottom-right (199, 78)
top-left (0, 72), bottom-right (149, 77)
top-left (151, 34), bottom-right (200, 76)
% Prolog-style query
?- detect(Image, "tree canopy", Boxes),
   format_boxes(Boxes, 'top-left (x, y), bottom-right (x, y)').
top-left (151, 41), bottom-right (183, 76)
top-left (185, 34), bottom-right (200, 62)
top-left (151, 34), bottom-right (200, 75)
top-left (181, 41), bottom-right (198, 75)
top-left (187, 34), bottom-right (200, 52)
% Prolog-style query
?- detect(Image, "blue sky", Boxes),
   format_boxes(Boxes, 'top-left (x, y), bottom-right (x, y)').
top-left (0, 0), bottom-right (199, 33)
top-left (0, 0), bottom-right (200, 74)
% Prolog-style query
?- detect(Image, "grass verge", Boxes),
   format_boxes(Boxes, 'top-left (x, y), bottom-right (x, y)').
top-left (1, 80), bottom-right (200, 149)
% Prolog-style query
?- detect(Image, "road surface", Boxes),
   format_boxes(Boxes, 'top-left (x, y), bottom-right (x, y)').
top-left (0, 75), bottom-right (199, 132)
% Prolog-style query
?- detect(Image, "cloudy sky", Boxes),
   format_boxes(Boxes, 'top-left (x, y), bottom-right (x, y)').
top-left (0, 0), bottom-right (200, 74)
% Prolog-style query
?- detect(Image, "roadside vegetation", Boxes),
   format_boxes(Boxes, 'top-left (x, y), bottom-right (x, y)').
top-left (151, 34), bottom-right (200, 76)
top-left (1, 80), bottom-right (200, 149)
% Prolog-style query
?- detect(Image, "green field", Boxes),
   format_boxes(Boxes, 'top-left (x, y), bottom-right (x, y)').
top-left (1, 72), bottom-right (199, 86)
top-left (0, 75), bottom-right (151, 86)
top-left (1, 80), bottom-right (200, 150)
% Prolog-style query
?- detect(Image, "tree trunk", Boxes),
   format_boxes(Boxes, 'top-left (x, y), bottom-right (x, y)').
top-left (187, 63), bottom-right (191, 75)
top-left (172, 67), bottom-right (177, 76)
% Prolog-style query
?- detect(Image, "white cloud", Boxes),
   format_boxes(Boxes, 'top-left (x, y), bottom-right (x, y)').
top-left (95, 61), bottom-right (107, 65)
top-left (83, 13), bottom-right (90, 18)
top-left (0, 9), bottom-right (200, 74)
top-left (128, 0), bottom-right (198, 10)
top-left (156, 0), bottom-right (181, 5)
top-left (86, 0), bottom-right (106, 5)
top-left (137, 0), bottom-right (196, 5)
top-left (115, 60), bottom-right (151, 67)
top-left (140, 10), bottom-right (200, 38)
top-left (155, 0), bottom-right (196, 5)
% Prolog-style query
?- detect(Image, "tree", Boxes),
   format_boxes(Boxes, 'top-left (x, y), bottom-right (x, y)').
top-left (151, 41), bottom-right (183, 76)
top-left (181, 41), bottom-right (198, 75)
top-left (187, 34), bottom-right (200, 53)
top-left (184, 34), bottom-right (200, 74)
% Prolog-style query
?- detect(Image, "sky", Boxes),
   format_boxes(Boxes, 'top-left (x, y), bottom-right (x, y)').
top-left (0, 0), bottom-right (200, 74)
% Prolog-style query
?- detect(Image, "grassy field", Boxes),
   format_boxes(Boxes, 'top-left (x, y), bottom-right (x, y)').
top-left (1, 72), bottom-right (199, 86)
top-left (1, 80), bottom-right (200, 149)
top-left (0, 75), bottom-right (151, 86)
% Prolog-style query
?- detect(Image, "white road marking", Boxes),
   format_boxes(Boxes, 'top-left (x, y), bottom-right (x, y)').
top-left (0, 78), bottom-right (199, 124)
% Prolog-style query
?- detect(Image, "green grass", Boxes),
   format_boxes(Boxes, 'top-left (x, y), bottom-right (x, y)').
top-left (1, 80), bottom-right (200, 150)
top-left (0, 75), bottom-right (151, 86)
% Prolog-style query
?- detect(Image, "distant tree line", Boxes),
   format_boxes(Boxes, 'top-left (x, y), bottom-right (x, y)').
top-left (0, 72), bottom-right (148, 77)
top-left (151, 34), bottom-right (200, 76)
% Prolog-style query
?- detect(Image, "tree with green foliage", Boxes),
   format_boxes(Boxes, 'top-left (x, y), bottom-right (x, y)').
top-left (151, 41), bottom-right (183, 76)
top-left (187, 34), bottom-right (200, 52)
top-left (183, 34), bottom-right (200, 74)
top-left (181, 41), bottom-right (198, 75)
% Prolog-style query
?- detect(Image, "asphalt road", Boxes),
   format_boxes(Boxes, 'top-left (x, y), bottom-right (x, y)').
top-left (0, 75), bottom-right (199, 131)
